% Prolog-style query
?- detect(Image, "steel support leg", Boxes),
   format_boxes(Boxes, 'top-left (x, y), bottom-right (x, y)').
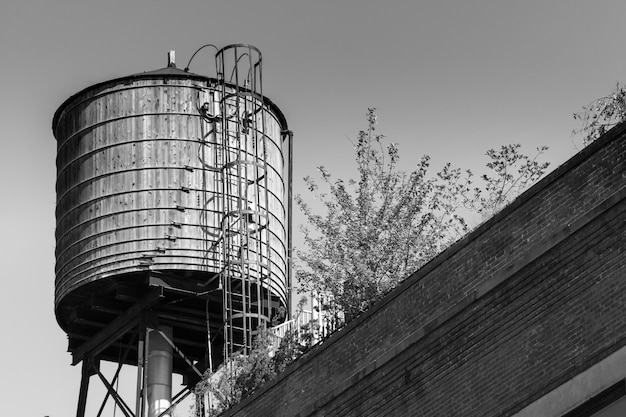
top-left (76, 359), bottom-right (92, 417)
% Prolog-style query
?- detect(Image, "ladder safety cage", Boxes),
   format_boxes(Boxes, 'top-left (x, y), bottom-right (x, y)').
top-left (196, 44), bottom-right (275, 361)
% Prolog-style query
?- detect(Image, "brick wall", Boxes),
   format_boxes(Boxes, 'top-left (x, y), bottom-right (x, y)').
top-left (223, 123), bottom-right (626, 417)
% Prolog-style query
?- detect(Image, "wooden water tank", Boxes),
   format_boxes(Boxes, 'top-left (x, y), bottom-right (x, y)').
top-left (52, 64), bottom-right (290, 369)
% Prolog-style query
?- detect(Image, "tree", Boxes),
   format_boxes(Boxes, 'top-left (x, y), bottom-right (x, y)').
top-left (295, 109), bottom-right (549, 324)
top-left (573, 83), bottom-right (626, 146)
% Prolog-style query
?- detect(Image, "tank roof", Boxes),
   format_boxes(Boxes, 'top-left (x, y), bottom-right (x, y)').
top-left (52, 66), bottom-right (289, 135)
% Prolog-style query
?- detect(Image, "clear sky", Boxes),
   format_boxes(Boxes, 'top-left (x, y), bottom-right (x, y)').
top-left (2, 1), bottom-right (626, 416)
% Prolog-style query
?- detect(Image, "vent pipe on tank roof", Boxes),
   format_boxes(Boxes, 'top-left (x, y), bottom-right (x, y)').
top-left (167, 50), bottom-right (176, 68)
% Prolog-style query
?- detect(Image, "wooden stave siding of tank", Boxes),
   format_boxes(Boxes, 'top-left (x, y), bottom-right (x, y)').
top-left (53, 73), bottom-right (289, 317)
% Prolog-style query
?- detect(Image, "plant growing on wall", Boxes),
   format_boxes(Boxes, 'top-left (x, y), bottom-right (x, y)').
top-left (296, 108), bottom-right (549, 323)
top-left (194, 305), bottom-right (319, 416)
top-left (573, 83), bottom-right (626, 146)
top-left (193, 327), bottom-right (277, 417)
top-left (466, 143), bottom-right (550, 218)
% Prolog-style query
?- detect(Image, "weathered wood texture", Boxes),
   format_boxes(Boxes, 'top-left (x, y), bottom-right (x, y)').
top-left (53, 75), bottom-right (288, 308)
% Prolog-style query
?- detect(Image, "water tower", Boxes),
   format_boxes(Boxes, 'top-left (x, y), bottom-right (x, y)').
top-left (52, 44), bottom-right (292, 417)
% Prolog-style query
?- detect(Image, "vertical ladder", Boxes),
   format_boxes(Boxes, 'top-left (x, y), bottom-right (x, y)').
top-left (215, 45), bottom-right (273, 359)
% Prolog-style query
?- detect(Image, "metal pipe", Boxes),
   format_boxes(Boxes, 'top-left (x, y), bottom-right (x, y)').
top-left (287, 129), bottom-right (293, 320)
top-left (147, 325), bottom-right (173, 417)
